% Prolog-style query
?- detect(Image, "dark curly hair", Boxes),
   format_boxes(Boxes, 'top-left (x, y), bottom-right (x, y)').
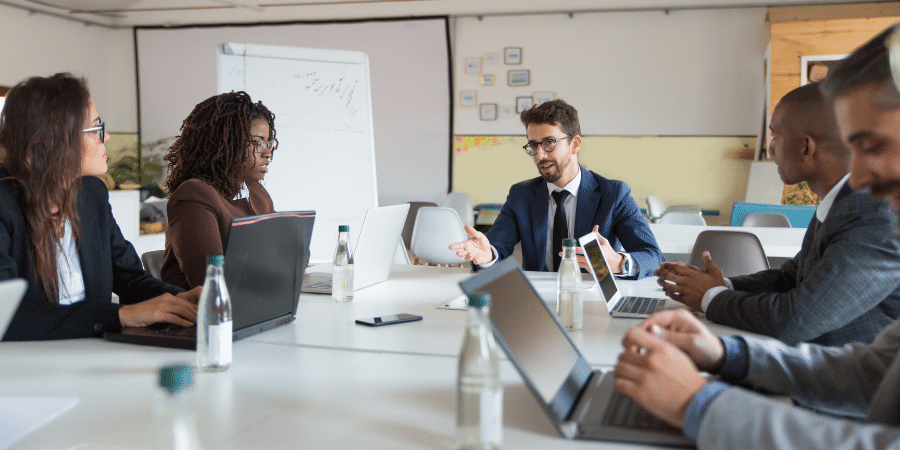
top-left (520, 99), bottom-right (581, 137)
top-left (165, 91), bottom-right (276, 197)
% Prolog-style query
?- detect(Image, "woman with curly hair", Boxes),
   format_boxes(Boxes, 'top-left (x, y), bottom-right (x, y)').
top-left (161, 91), bottom-right (277, 289)
top-left (0, 73), bottom-right (199, 341)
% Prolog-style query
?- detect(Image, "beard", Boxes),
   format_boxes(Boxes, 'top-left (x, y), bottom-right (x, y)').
top-left (537, 159), bottom-right (564, 183)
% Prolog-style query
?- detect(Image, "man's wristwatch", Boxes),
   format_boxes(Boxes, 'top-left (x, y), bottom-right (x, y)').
top-left (618, 253), bottom-right (631, 275)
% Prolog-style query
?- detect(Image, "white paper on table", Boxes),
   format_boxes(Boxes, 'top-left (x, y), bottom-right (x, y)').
top-left (0, 396), bottom-right (79, 449)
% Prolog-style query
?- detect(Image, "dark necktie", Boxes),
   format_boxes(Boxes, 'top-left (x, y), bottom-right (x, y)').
top-left (552, 189), bottom-right (571, 272)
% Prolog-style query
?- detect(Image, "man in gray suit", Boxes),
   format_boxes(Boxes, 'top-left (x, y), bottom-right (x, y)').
top-left (613, 26), bottom-right (900, 448)
top-left (655, 82), bottom-right (900, 346)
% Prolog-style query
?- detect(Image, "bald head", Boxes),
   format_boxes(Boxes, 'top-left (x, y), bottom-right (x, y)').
top-left (776, 83), bottom-right (850, 160)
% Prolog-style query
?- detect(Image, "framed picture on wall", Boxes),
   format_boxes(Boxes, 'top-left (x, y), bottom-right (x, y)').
top-left (480, 103), bottom-right (497, 120)
top-left (516, 96), bottom-right (533, 113)
top-left (480, 74), bottom-right (495, 86)
top-left (508, 70), bottom-right (530, 86)
top-left (533, 92), bottom-right (555, 106)
top-left (504, 47), bottom-right (522, 65)
top-left (464, 57), bottom-right (482, 74)
top-left (800, 54), bottom-right (846, 85)
top-left (483, 52), bottom-right (500, 65)
top-left (460, 90), bottom-right (477, 107)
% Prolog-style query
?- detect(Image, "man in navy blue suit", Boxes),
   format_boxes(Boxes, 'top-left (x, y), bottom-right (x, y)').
top-left (450, 99), bottom-right (663, 279)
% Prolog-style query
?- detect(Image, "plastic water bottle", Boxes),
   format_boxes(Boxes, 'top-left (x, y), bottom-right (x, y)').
top-left (197, 255), bottom-right (232, 371)
top-left (145, 365), bottom-right (203, 450)
top-left (456, 294), bottom-right (502, 450)
top-left (557, 238), bottom-right (583, 331)
top-left (332, 225), bottom-right (354, 302)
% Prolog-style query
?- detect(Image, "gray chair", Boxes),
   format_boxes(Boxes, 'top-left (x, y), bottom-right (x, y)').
top-left (741, 212), bottom-right (792, 228)
top-left (441, 192), bottom-right (475, 228)
top-left (646, 195), bottom-right (665, 223)
top-left (658, 211), bottom-right (706, 225)
top-left (141, 250), bottom-right (165, 279)
top-left (402, 201), bottom-right (438, 251)
top-left (410, 207), bottom-right (468, 265)
top-left (689, 230), bottom-right (769, 278)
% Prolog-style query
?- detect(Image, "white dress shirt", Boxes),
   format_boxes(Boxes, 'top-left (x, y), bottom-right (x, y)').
top-left (57, 220), bottom-right (86, 305)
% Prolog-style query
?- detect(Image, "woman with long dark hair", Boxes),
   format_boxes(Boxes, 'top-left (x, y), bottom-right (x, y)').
top-left (161, 91), bottom-right (277, 289)
top-left (0, 73), bottom-right (199, 341)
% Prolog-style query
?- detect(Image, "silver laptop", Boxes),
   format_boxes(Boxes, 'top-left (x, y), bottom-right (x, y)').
top-left (459, 258), bottom-right (693, 447)
top-left (302, 203), bottom-right (409, 294)
top-left (578, 232), bottom-right (681, 318)
top-left (0, 278), bottom-right (28, 339)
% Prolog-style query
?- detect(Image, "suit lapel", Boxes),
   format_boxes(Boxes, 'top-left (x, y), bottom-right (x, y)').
top-left (575, 166), bottom-right (601, 237)
top-left (531, 181), bottom-right (549, 271)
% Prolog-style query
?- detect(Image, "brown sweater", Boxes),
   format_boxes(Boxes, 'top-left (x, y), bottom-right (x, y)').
top-left (161, 178), bottom-right (275, 290)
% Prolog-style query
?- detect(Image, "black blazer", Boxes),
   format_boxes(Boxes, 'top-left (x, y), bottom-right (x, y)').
top-left (0, 170), bottom-right (182, 341)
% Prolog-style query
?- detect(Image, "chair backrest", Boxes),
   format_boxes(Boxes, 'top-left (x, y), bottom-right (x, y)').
top-left (689, 230), bottom-right (768, 277)
top-left (402, 201), bottom-right (438, 250)
top-left (645, 195), bottom-right (665, 221)
top-left (441, 192), bottom-right (475, 228)
top-left (410, 207), bottom-right (468, 265)
top-left (658, 211), bottom-right (706, 225)
top-left (141, 250), bottom-right (165, 279)
top-left (665, 204), bottom-right (702, 215)
top-left (740, 212), bottom-right (792, 228)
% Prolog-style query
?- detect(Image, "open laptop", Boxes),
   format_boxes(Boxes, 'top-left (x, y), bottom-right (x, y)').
top-left (459, 258), bottom-right (693, 447)
top-left (578, 232), bottom-right (681, 318)
top-left (104, 211), bottom-right (315, 349)
top-left (302, 203), bottom-right (409, 294)
top-left (0, 278), bottom-right (27, 339)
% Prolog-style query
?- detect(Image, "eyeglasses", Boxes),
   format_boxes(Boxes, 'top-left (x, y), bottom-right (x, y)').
top-left (82, 118), bottom-right (105, 143)
top-left (522, 135), bottom-right (572, 156)
top-left (252, 137), bottom-right (275, 154)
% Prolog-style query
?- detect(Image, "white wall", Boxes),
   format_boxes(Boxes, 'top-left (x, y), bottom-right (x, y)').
top-left (453, 8), bottom-right (769, 135)
top-left (0, 4), bottom-right (137, 133)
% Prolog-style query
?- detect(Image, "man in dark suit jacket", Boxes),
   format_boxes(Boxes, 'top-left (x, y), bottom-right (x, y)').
top-left (656, 83), bottom-right (900, 346)
top-left (450, 99), bottom-right (662, 279)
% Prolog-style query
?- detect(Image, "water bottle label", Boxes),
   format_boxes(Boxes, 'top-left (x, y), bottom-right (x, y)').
top-left (209, 321), bottom-right (232, 364)
top-left (480, 387), bottom-right (503, 443)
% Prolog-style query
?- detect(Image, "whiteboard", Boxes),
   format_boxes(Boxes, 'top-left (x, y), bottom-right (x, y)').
top-left (218, 43), bottom-right (377, 262)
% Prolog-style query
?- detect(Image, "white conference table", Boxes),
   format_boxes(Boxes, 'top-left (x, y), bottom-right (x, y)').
top-left (2, 265), bottom-right (756, 450)
top-left (648, 223), bottom-right (806, 263)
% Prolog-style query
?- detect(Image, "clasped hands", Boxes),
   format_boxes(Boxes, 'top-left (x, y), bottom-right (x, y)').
top-left (448, 224), bottom-right (626, 273)
top-left (614, 309), bottom-right (726, 429)
top-left (654, 251), bottom-right (727, 311)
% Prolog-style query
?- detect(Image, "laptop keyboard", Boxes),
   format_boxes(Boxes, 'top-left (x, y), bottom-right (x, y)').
top-left (614, 296), bottom-right (666, 315)
top-left (601, 391), bottom-right (671, 430)
top-left (304, 279), bottom-right (332, 289)
top-left (148, 322), bottom-right (197, 337)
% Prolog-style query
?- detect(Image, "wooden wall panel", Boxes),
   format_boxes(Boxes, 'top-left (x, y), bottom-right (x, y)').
top-left (769, 16), bottom-right (899, 118)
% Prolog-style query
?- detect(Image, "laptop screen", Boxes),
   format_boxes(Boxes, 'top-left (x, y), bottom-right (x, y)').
top-left (461, 263), bottom-right (581, 404)
top-left (582, 238), bottom-right (619, 304)
top-left (225, 212), bottom-right (314, 329)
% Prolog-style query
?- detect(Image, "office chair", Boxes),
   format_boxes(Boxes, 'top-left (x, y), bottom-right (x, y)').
top-left (658, 211), bottom-right (707, 226)
top-left (141, 250), bottom-right (165, 279)
top-left (740, 212), bottom-right (792, 228)
top-left (689, 230), bottom-right (769, 278)
top-left (441, 193), bottom-right (475, 228)
top-left (410, 207), bottom-right (468, 266)
top-left (645, 195), bottom-right (665, 223)
top-left (402, 201), bottom-right (438, 251)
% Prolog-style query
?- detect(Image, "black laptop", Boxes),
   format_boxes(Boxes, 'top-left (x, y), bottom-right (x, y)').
top-left (105, 211), bottom-right (315, 349)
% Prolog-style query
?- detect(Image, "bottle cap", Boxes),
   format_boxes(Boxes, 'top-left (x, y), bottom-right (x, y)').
top-left (562, 238), bottom-right (576, 247)
top-left (206, 254), bottom-right (225, 266)
top-left (159, 365), bottom-right (193, 393)
top-left (467, 293), bottom-right (491, 308)
top-left (338, 225), bottom-right (349, 232)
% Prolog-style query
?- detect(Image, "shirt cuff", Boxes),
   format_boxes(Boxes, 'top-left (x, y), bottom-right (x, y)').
top-left (613, 252), bottom-right (637, 277)
top-left (476, 246), bottom-right (499, 268)
top-left (682, 380), bottom-right (731, 441)
top-left (723, 278), bottom-right (734, 289)
top-left (717, 336), bottom-right (750, 380)
top-left (701, 286), bottom-right (729, 312)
